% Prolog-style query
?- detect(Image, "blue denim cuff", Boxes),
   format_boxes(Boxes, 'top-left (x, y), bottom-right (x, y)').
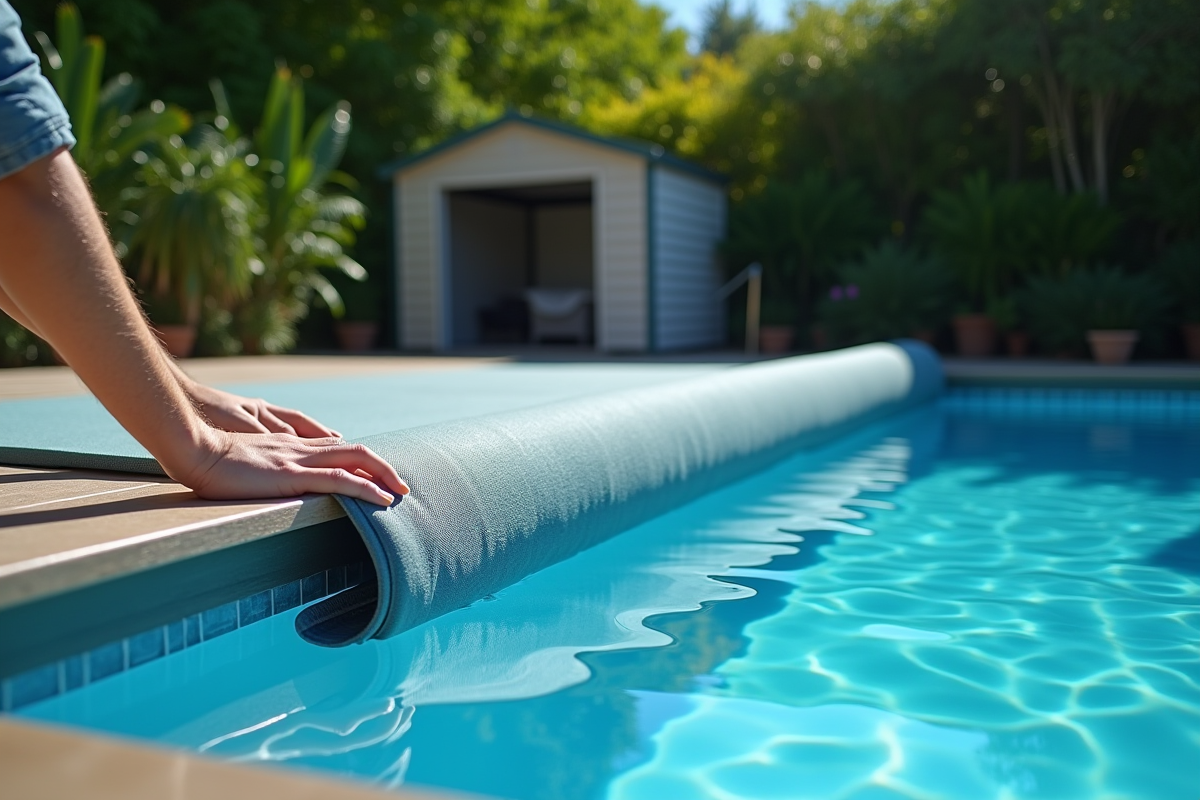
top-left (1, 0), bottom-right (76, 180)
top-left (0, 114), bottom-right (74, 179)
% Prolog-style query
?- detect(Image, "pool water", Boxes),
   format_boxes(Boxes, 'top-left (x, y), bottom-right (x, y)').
top-left (21, 402), bottom-right (1200, 799)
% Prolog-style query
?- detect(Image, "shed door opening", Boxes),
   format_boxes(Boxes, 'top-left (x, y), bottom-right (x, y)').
top-left (447, 181), bottom-right (594, 347)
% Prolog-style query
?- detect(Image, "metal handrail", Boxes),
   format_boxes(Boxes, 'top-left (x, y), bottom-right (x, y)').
top-left (715, 263), bottom-right (762, 355)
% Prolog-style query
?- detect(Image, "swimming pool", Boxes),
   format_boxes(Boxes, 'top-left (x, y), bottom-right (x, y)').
top-left (18, 391), bottom-right (1200, 799)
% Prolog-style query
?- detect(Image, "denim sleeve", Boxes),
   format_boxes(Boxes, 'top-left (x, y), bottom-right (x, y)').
top-left (0, 0), bottom-right (75, 180)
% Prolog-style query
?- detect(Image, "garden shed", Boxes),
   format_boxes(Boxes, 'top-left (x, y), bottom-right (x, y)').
top-left (379, 113), bottom-right (728, 352)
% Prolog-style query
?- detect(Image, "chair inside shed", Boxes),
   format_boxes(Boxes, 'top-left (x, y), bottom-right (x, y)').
top-left (447, 181), bottom-right (594, 347)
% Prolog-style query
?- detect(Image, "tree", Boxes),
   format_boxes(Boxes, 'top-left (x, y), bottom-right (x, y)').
top-left (950, 0), bottom-right (1200, 204)
top-left (700, 0), bottom-right (759, 56)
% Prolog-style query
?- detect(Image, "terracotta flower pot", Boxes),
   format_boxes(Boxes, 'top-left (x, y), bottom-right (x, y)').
top-left (153, 324), bottom-right (197, 358)
top-left (810, 324), bottom-right (828, 351)
top-left (1182, 323), bottom-right (1200, 361)
top-left (1006, 330), bottom-right (1030, 358)
top-left (953, 314), bottom-right (996, 357)
top-left (1087, 330), bottom-right (1139, 365)
top-left (758, 325), bottom-right (795, 354)
top-left (335, 321), bottom-right (379, 352)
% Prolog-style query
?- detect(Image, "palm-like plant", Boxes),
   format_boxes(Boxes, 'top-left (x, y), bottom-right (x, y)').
top-left (723, 173), bottom-right (880, 325)
top-left (215, 69), bottom-right (366, 354)
top-left (33, 3), bottom-right (189, 217)
top-left (922, 172), bottom-right (1022, 312)
top-left (121, 132), bottom-right (259, 326)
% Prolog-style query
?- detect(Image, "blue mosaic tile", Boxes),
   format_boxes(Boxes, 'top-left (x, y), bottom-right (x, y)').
top-left (9, 664), bottom-right (59, 709)
top-left (63, 655), bottom-right (85, 691)
top-left (201, 602), bottom-right (239, 640)
top-left (273, 580), bottom-right (302, 613)
top-left (327, 565), bottom-right (347, 594)
top-left (166, 620), bottom-right (186, 653)
top-left (301, 571), bottom-right (328, 604)
top-left (184, 614), bottom-right (202, 647)
top-left (88, 642), bottom-right (125, 682)
top-left (128, 628), bottom-right (165, 668)
top-left (941, 387), bottom-right (1200, 420)
top-left (238, 590), bottom-right (272, 626)
top-left (10, 559), bottom-right (380, 706)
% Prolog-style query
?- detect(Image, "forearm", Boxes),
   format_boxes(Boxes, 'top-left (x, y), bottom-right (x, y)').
top-left (0, 150), bottom-right (215, 479)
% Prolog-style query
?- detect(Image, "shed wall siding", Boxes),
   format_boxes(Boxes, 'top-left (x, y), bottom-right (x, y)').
top-left (652, 167), bottom-right (727, 350)
top-left (394, 123), bottom-right (648, 351)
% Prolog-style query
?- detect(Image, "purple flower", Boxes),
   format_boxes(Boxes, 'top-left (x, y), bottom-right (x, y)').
top-left (830, 286), bottom-right (844, 301)
top-left (846, 284), bottom-right (859, 300)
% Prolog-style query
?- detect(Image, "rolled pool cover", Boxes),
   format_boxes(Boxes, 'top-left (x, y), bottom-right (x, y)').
top-left (295, 341), bottom-right (942, 646)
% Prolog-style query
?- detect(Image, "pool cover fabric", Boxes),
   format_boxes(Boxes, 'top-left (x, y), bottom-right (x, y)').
top-left (295, 341), bottom-right (942, 646)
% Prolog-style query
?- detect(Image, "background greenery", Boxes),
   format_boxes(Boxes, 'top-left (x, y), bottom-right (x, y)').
top-left (7, 0), bottom-right (1198, 360)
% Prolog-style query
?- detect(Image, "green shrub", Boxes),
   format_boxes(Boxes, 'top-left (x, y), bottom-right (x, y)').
top-left (0, 313), bottom-right (49, 368)
top-left (723, 173), bottom-right (882, 324)
top-left (1023, 266), bottom-right (1168, 355)
top-left (817, 242), bottom-right (953, 346)
top-left (1153, 240), bottom-right (1200, 324)
top-left (922, 173), bottom-right (1119, 311)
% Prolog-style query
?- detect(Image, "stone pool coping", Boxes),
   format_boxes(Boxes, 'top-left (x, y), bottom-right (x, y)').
top-left (0, 716), bottom-right (490, 800)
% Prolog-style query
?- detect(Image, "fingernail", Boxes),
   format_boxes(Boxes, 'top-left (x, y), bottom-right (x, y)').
top-left (379, 492), bottom-right (395, 506)
top-left (397, 480), bottom-right (411, 495)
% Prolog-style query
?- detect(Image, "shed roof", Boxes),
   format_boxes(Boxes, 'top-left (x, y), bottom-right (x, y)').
top-left (377, 112), bottom-right (727, 185)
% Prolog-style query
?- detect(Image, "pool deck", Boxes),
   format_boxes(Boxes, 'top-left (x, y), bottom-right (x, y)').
top-left (0, 351), bottom-right (1197, 797)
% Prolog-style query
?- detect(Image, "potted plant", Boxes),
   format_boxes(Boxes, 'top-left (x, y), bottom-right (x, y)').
top-left (1083, 268), bottom-right (1168, 365)
top-left (141, 292), bottom-right (197, 358)
top-left (758, 295), bottom-right (796, 354)
top-left (1153, 241), bottom-right (1200, 360)
top-left (333, 275), bottom-right (381, 352)
top-left (215, 70), bottom-right (366, 355)
top-left (121, 134), bottom-right (258, 359)
top-left (923, 174), bottom-right (1012, 357)
top-left (817, 242), bottom-right (952, 347)
top-left (987, 295), bottom-right (1028, 357)
top-left (1024, 267), bottom-right (1167, 364)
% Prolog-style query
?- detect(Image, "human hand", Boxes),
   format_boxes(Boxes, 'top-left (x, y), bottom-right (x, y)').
top-left (185, 381), bottom-right (340, 438)
top-left (175, 429), bottom-right (409, 506)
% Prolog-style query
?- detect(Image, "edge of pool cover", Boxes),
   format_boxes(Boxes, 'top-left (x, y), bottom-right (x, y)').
top-left (294, 341), bottom-right (943, 647)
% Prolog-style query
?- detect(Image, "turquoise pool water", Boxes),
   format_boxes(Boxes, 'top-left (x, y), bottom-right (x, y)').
top-left (21, 399), bottom-right (1200, 799)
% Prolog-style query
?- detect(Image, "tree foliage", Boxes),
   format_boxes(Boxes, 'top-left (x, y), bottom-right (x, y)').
top-left (10, 0), bottom-right (1197, 356)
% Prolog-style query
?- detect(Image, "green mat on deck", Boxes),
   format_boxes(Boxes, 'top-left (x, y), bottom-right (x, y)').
top-left (0, 362), bottom-right (726, 474)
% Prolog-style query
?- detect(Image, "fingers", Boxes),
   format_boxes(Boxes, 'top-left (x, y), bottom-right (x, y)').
top-left (231, 412), bottom-right (271, 435)
top-left (255, 405), bottom-right (298, 437)
top-left (302, 468), bottom-right (396, 506)
top-left (302, 442), bottom-right (410, 497)
top-left (268, 404), bottom-right (339, 439)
